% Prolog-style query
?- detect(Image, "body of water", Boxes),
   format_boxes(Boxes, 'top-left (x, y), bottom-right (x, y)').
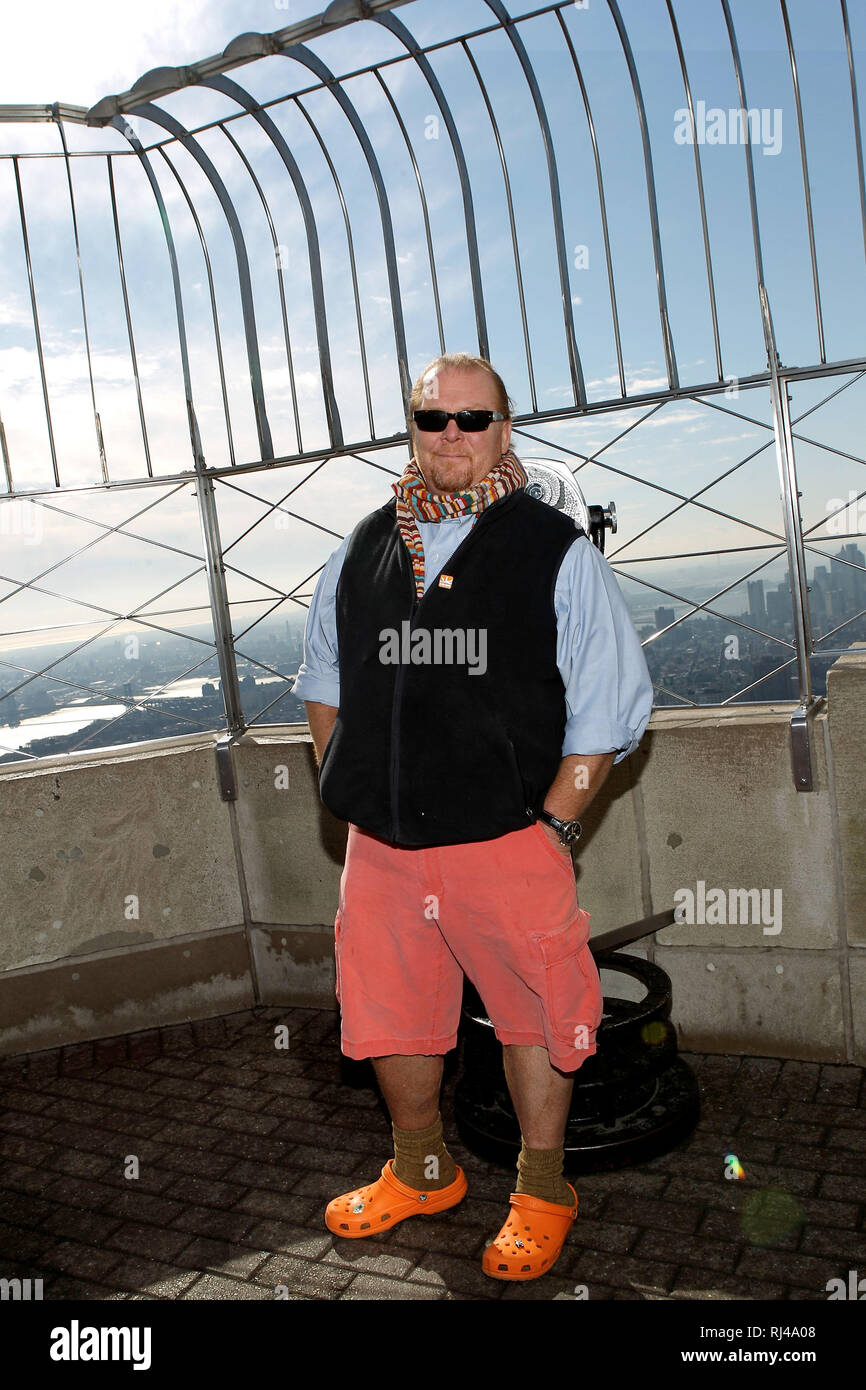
top-left (0, 676), bottom-right (290, 753)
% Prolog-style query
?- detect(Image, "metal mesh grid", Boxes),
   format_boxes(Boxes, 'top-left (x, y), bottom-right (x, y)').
top-left (0, 0), bottom-right (864, 764)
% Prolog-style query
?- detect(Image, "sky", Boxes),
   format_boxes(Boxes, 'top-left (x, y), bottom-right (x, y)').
top-left (0, 0), bottom-right (864, 676)
top-left (0, 0), bottom-right (328, 108)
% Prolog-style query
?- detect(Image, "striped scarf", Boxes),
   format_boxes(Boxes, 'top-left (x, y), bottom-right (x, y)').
top-left (391, 448), bottom-right (527, 599)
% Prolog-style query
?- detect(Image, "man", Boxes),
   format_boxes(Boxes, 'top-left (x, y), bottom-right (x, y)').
top-left (291, 352), bottom-right (653, 1281)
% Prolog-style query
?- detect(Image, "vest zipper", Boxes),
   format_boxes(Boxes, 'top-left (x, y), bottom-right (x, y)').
top-left (389, 586), bottom-right (424, 843)
top-left (388, 498), bottom-right (512, 843)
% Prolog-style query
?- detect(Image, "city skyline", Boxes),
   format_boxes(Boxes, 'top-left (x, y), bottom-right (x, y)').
top-left (2, 540), bottom-right (863, 762)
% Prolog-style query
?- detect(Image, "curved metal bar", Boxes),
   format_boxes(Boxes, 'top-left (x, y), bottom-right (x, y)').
top-left (127, 100), bottom-right (275, 461)
top-left (604, 0), bottom-right (678, 390)
top-left (154, 144), bottom-right (237, 467)
top-left (213, 120), bottom-right (304, 453)
top-left (107, 116), bottom-right (205, 469)
top-left (106, 154), bottom-right (153, 477)
top-left (556, 8), bottom-right (625, 400)
top-left (719, 6), bottom-right (815, 705)
top-left (780, 0), bottom-right (825, 364)
top-left (460, 39), bottom-right (536, 411)
top-left (7, 351), bottom-right (866, 501)
top-left (11, 156), bottom-right (60, 486)
top-left (720, 0), bottom-right (767, 294)
top-left (841, 0), bottom-right (866, 267)
top-left (372, 11), bottom-right (489, 360)
top-left (0, 412), bottom-right (12, 492)
top-left (279, 43), bottom-right (410, 405)
top-left (200, 73), bottom-right (343, 449)
top-left (372, 68), bottom-right (445, 358)
top-left (140, 141), bottom-right (248, 730)
top-left (75, 10), bottom-right (536, 158)
top-left (664, 0), bottom-right (723, 383)
top-left (52, 110), bottom-right (108, 481)
top-left (760, 284), bottom-right (813, 703)
top-left (482, 0), bottom-right (585, 404)
top-left (292, 97), bottom-right (376, 440)
top-left (79, 0), bottom-right (416, 120)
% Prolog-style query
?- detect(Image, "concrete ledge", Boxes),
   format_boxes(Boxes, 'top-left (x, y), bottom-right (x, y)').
top-left (0, 740), bottom-right (244, 973)
top-left (848, 951), bottom-right (866, 1066)
top-left (645, 703), bottom-right (837, 949)
top-left (0, 669), bottom-right (862, 1062)
top-left (252, 924), bottom-right (339, 1009)
top-left (656, 945), bottom-right (847, 1063)
top-left (230, 737), bottom-right (348, 922)
top-left (0, 926), bottom-right (254, 1056)
top-left (827, 644), bottom-right (866, 945)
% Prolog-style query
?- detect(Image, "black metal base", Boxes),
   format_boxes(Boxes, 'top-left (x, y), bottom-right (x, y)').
top-left (455, 1054), bottom-right (700, 1175)
top-left (453, 952), bottom-right (701, 1175)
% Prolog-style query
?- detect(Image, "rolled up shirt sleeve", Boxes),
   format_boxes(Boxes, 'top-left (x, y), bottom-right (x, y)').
top-left (290, 535), bottom-right (349, 707)
top-left (554, 534), bottom-right (654, 762)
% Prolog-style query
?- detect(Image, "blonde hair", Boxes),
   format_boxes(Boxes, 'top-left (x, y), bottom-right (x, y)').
top-left (407, 353), bottom-right (514, 421)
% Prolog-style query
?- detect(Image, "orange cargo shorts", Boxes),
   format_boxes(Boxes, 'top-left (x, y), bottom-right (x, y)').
top-left (333, 820), bottom-right (604, 1074)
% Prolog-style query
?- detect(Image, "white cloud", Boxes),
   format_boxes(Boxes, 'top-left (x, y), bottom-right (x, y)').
top-left (0, 295), bottom-right (33, 328)
top-left (0, 0), bottom-right (311, 109)
top-left (0, 345), bottom-right (164, 393)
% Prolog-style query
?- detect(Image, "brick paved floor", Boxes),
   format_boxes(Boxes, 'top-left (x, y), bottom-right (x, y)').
top-left (0, 1007), bottom-right (864, 1301)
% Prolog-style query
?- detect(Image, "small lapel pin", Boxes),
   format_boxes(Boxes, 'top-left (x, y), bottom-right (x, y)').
top-left (438, 574), bottom-right (453, 589)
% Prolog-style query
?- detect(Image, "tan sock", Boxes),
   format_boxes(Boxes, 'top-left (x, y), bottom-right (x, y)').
top-left (391, 1113), bottom-right (458, 1190)
top-left (514, 1139), bottom-right (575, 1207)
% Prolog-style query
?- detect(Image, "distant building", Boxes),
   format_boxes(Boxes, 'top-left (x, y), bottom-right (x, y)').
top-left (654, 606), bottom-right (676, 630)
top-left (750, 655), bottom-right (795, 701)
top-left (810, 566), bottom-right (831, 621)
top-left (835, 544), bottom-right (866, 606)
top-left (747, 580), bottom-right (766, 622)
top-left (766, 588), bottom-right (789, 623)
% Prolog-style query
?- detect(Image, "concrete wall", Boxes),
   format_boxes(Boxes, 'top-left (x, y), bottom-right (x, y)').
top-left (1, 649), bottom-right (863, 1062)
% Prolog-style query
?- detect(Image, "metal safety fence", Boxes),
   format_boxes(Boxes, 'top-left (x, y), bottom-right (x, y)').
top-left (0, 0), bottom-right (864, 788)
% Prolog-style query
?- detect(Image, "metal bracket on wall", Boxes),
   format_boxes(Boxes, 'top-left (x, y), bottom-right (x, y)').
top-left (790, 702), bottom-right (819, 793)
top-left (216, 734), bottom-right (238, 801)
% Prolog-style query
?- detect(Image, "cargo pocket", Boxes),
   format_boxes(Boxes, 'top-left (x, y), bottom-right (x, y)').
top-left (333, 908), bottom-right (343, 1006)
top-left (532, 909), bottom-right (600, 1056)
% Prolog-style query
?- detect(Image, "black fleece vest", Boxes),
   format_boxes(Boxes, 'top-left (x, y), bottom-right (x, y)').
top-left (318, 488), bottom-right (582, 846)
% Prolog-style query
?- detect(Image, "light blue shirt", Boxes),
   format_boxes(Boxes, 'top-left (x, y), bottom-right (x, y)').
top-left (291, 513), bottom-right (654, 763)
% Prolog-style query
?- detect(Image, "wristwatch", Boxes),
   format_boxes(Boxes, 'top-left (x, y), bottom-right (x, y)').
top-left (538, 809), bottom-right (582, 846)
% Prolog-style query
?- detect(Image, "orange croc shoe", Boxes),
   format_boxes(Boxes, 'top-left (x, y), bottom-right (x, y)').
top-left (482, 1187), bottom-right (578, 1280)
top-left (325, 1159), bottom-right (467, 1238)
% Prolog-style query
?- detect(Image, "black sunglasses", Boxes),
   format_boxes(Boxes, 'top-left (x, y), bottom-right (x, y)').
top-left (412, 409), bottom-right (507, 433)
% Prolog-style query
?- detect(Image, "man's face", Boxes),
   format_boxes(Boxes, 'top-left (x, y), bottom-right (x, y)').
top-left (410, 366), bottom-right (512, 495)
